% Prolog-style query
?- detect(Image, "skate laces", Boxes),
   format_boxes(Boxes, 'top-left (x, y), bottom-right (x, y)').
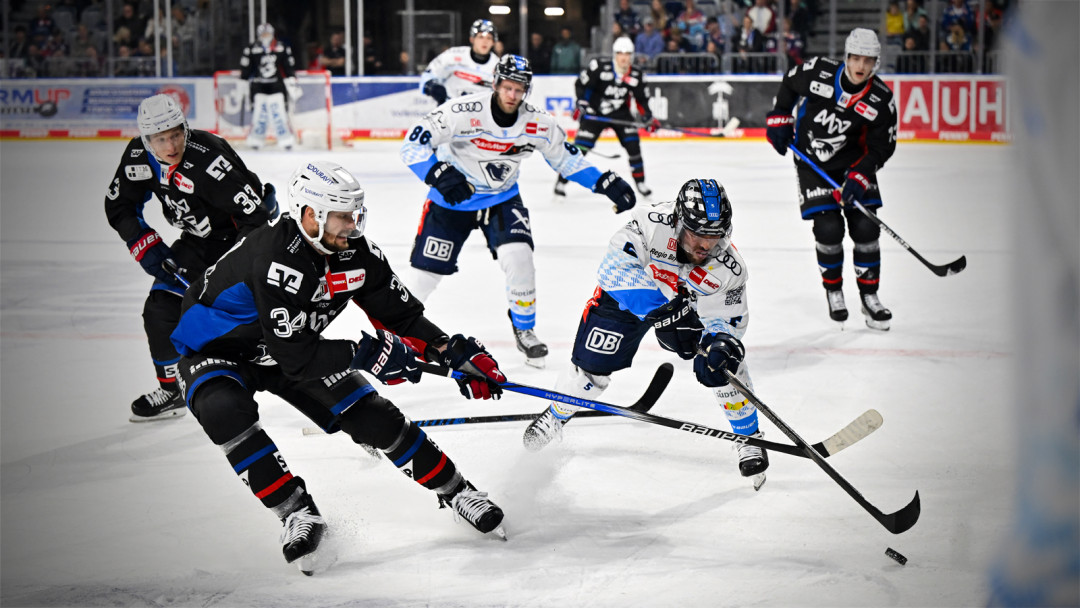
top-left (280, 506), bottom-right (325, 546)
top-left (736, 431), bottom-right (765, 461)
top-left (145, 388), bottom-right (177, 407)
top-left (533, 408), bottom-right (565, 440)
top-left (861, 293), bottom-right (885, 312)
top-left (514, 327), bottom-right (543, 348)
top-left (451, 489), bottom-right (495, 526)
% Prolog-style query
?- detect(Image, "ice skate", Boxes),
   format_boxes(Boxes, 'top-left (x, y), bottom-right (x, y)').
top-left (509, 313), bottom-right (548, 368)
top-left (129, 387), bottom-right (186, 422)
top-left (280, 492), bottom-right (327, 575)
top-left (635, 180), bottom-right (652, 197)
top-left (522, 405), bottom-right (569, 452)
top-left (737, 431), bottom-right (769, 490)
top-left (826, 289), bottom-right (848, 322)
top-left (860, 293), bottom-right (892, 331)
top-left (553, 178), bottom-right (567, 197)
top-left (441, 482), bottom-right (506, 540)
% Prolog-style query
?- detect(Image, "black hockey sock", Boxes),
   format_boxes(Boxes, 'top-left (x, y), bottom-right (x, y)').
top-left (383, 420), bottom-right (462, 495)
top-left (853, 241), bottom-right (881, 294)
top-left (815, 241), bottom-right (844, 290)
top-left (223, 424), bottom-right (303, 509)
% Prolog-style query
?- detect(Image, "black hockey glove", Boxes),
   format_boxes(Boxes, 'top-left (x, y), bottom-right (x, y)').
top-left (693, 332), bottom-right (745, 387)
top-left (647, 292), bottom-right (704, 360)
top-left (594, 170), bottom-right (636, 213)
top-left (262, 182), bottom-right (280, 218)
top-left (839, 170), bottom-right (871, 206)
top-left (643, 114), bottom-right (662, 133)
top-left (126, 229), bottom-right (180, 287)
top-left (352, 330), bottom-right (423, 385)
top-left (765, 110), bottom-right (795, 156)
top-left (439, 334), bottom-right (505, 400)
top-left (572, 99), bottom-right (590, 122)
top-left (425, 161), bottom-right (475, 205)
top-left (422, 81), bottom-right (449, 105)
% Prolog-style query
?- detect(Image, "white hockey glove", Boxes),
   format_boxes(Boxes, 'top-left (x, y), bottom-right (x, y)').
top-left (285, 77), bottom-right (302, 102)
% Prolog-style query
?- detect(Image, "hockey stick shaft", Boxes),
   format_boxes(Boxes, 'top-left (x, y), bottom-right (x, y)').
top-left (420, 362), bottom-right (877, 459)
top-left (724, 369), bottom-right (920, 534)
top-left (789, 146), bottom-right (966, 277)
top-left (583, 114), bottom-right (738, 138)
top-left (415, 362), bottom-right (672, 427)
top-left (162, 259), bottom-right (190, 288)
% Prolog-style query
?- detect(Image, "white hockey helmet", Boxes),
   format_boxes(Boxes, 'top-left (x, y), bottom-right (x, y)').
top-left (137, 93), bottom-right (188, 161)
top-left (612, 36), bottom-right (634, 55)
top-left (844, 28), bottom-right (881, 74)
top-left (288, 161), bottom-right (367, 255)
top-left (257, 22), bottom-right (274, 45)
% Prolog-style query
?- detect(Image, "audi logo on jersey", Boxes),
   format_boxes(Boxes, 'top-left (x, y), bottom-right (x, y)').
top-left (452, 102), bottom-right (483, 112)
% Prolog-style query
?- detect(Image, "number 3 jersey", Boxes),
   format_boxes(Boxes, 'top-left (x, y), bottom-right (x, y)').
top-left (171, 217), bottom-right (445, 382)
top-left (400, 91), bottom-right (604, 211)
top-left (597, 200), bottom-right (750, 339)
top-left (104, 130), bottom-right (272, 244)
top-left (772, 56), bottom-right (897, 176)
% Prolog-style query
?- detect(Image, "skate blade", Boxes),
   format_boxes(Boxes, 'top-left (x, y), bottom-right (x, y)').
top-left (752, 473), bottom-right (767, 491)
top-left (296, 540), bottom-right (339, 576)
top-left (128, 408), bottom-right (187, 423)
top-left (524, 356), bottom-right (546, 369)
top-left (490, 525), bottom-right (508, 541)
top-left (863, 316), bottom-right (891, 331)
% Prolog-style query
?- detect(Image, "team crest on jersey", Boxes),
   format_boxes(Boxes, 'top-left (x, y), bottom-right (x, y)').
top-left (125, 165), bottom-right (153, 181)
top-left (172, 172), bottom-right (195, 193)
top-left (484, 161), bottom-right (513, 182)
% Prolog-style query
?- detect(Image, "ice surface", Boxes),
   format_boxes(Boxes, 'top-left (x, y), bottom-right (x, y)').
top-left (1, 138), bottom-right (1014, 607)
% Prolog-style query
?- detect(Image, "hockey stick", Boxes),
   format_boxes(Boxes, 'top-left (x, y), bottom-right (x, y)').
top-left (162, 259), bottom-right (190, 288)
top-left (789, 146), bottom-right (967, 277)
top-left (419, 362), bottom-right (881, 459)
top-left (724, 369), bottom-right (920, 534)
top-left (300, 362), bottom-right (673, 435)
top-left (583, 114), bottom-right (741, 138)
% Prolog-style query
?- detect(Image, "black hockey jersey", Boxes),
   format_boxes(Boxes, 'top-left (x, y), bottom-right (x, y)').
top-left (576, 59), bottom-right (649, 118)
top-left (104, 130), bottom-right (272, 245)
top-left (772, 56), bottom-right (897, 176)
top-left (239, 40), bottom-right (296, 97)
top-left (171, 218), bottom-right (446, 382)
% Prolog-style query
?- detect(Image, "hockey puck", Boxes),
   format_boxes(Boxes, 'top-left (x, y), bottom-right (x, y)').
top-left (885, 547), bottom-right (908, 565)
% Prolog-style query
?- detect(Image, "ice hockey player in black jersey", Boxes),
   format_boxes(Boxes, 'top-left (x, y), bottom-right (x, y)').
top-left (170, 160), bottom-right (509, 574)
top-left (105, 93), bottom-right (277, 423)
top-left (555, 36), bottom-right (661, 198)
top-left (765, 28), bottom-right (898, 330)
top-left (239, 23), bottom-right (299, 149)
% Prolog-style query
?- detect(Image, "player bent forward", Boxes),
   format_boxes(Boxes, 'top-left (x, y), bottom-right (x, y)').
top-left (105, 93), bottom-right (277, 422)
top-left (523, 179), bottom-right (769, 485)
top-left (401, 54), bottom-right (637, 369)
top-left (170, 161), bottom-right (509, 574)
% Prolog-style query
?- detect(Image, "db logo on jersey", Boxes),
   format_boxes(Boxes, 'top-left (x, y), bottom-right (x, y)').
top-left (423, 237), bottom-right (454, 261)
top-left (585, 328), bottom-right (623, 354)
top-left (172, 172), bottom-right (195, 193)
top-left (667, 238), bottom-right (677, 251)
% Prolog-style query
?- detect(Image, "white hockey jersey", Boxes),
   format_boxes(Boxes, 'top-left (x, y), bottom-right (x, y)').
top-left (597, 200), bottom-right (750, 339)
top-left (401, 91), bottom-right (604, 211)
top-left (419, 46), bottom-right (499, 100)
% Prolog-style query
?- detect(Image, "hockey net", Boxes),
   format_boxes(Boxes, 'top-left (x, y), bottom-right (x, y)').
top-left (213, 69), bottom-right (333, 149)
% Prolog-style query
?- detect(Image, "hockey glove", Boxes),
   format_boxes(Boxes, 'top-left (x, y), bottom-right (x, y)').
top-left (352, 330), bottom-right (423, 385)
top-left (765, 110), bottom-right (795, 156)
top-left (127, 229), bottom-right (180, 286)
top-left (572, 99), bottom-right (590, 122)
top-left (425, 161), bottom-right (475, 205)
top-left (594, 170), bottom-right (636, 213)
top-left (262, 182), bottom-right (280, 218)
top-left (647, 292), bottom-right (704, 361)
top-left (643, 114), bottom-right (662, 133)
top-left (839, 170), bottom-right (871, 206)
top-left (422, 81), bottom-right (449, 105)
top-left (440, 334), bottom-right (505, 400)
top-left (284, 76), bottom-right (303, 102)
top-left (693, 332), bottom-right (745, 387)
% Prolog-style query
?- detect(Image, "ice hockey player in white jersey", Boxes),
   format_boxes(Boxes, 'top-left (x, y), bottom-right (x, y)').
top-left (522, 179), bottom-right (769, 488)
top-left (400, 54), bottom-right (637, 368)
top-left (419, 19), bottom-right (500, 105)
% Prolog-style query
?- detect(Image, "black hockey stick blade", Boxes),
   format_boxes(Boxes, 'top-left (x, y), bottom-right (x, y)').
top-left (415, 362), bottom-right (673, 428)
top-left (933, 254), bottom-right (967, 277)
top-left (725, 370), bottom-right (920, 534)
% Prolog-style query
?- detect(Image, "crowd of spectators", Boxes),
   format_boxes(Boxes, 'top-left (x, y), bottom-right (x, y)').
top-left (4, 0), bottom-right (206, 78)
top-left (891, 0), bottom-right (1006, 73)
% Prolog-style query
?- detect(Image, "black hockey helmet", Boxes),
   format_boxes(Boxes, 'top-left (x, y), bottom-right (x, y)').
top-left (675, 178), bottom-right (732, 238)
top-left (494, 55), bottom-right (533, 94)
top-left (470, 18), bottom-right (498, 41)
